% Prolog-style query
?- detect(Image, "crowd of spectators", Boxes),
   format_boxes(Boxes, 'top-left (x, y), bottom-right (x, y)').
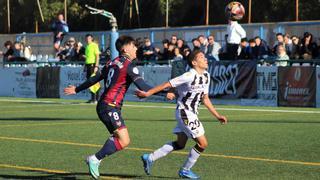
top-left (135, 31), bottom-right (320, 66)
top-left (1, 30), bottom-right (320, 67)
top-left (0, 40), bottom-right (31, 62)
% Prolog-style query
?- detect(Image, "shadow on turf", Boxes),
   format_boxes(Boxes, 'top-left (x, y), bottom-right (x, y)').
top-left (0, 172), bottom-right (143, 179)
top-left (232, 119), bottom-right (320, 124)
top-left (0, 117), bottom-right (92, 121)
top-left (0, 171), bottom-right (181, 179)
top-left (2, 117), bottom-right (319, 124)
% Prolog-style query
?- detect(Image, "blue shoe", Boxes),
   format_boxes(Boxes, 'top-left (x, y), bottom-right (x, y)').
top-left (86, 155), bottom-right (100, 179)
top-left (141, 154), bottom-right (153, 175)
top-left (178, 169), bottom-right (200, 179)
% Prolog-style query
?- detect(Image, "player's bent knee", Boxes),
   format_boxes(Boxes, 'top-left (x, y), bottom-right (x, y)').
top-left (194, 144), bottom-right (206, 153)
top-left (199, 141), bottom-right (208, 149)
top-left (119, 138), bottom-right (130, 148)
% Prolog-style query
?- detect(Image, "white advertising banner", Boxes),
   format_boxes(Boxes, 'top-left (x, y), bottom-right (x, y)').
top-left (316, 67), bottom-right (320, 108)
top-left (0, 67), bottom-right (36, 98)
top-left (0, 68), bottom-right (15, 97)
top-left (256, 66), bottom-right (278, 106)
top-left (59, 67), bottom-right (92, 100)
top-left (14, 67), bottom-right (37, 98)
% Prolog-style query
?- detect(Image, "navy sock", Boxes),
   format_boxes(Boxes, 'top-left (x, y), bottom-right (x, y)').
top-left (95, 136), bottom-right (123, 160)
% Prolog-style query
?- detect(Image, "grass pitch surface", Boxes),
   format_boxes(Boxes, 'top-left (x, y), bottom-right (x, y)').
top-left (0, 97), bottom-right (319, 179)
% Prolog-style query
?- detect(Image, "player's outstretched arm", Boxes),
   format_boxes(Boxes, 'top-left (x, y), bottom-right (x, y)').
top-left (72, 67), bottom-right (105, 93)
top-left (135, 82), bottom-right (172, 98)
top-left (202, 94), bottom-right (227, 124)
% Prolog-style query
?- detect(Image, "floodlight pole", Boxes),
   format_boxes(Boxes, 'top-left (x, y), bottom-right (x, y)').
top-left (248, 0), bottom-right (252, 23)
top-left (7, 0), bottom-right (10, 33)
top-left (205, 0), bottom-right (209, 25)
top-left (296, 0), bottom-right (299, 21)
top-left (85, 4), bottom-right (119, 60)
top-left (166, 0), bottom-right (169, 28)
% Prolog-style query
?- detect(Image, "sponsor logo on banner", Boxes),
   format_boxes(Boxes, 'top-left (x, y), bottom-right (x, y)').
top-left (14, 68), bottom-right (37, 98)
top-left (278, 67), bottom-right (316, 107)
top-left (59, 67), bottom-right (91, 100)
top-left (207, 61), bottom-right (257, 99)
top-left (256, 66), bottom-right (277, 100)
top-left (209, 63), bottom-right (238, 96)
top-left (317, 67), bottom-right (320, 107)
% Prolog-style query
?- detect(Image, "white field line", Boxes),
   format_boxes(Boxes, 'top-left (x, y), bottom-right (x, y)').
top-left (1, 98), bottom-right (320, 114)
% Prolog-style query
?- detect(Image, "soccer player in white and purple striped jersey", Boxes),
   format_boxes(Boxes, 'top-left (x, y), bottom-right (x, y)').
top-left (136, 50), bottom-right (228, 179)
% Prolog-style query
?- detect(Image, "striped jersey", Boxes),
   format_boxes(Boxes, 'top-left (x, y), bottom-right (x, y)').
top-left (169, 68), bottom-right (210, 114)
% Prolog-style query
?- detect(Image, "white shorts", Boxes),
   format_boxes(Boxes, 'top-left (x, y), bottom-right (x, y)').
top-left (173, 109), bottom-right (205, 138)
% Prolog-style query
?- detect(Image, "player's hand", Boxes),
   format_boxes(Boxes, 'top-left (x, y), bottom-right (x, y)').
top-left (93, 66), bottom-right (99, 73)
top-left (64, 85), bottom-right (76, 95)
top-left (166, 92), bottom-right (175, 100)
top-left (135, 89), bottom-right (150, 98)
top-left (217, 115), bottom-right (227, 125)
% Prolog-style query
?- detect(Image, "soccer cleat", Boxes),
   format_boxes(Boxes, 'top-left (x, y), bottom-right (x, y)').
top-left (178, 169), bottom-right (200, 179)
top-left (141, 154), bottom-right (153, 175)
top-left (86, 155), bottom-right (100, 179)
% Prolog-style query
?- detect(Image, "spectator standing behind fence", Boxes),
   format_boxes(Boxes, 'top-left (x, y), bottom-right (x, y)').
top-left (157, 39), bottom-right (170, 62)
top-left (73, 42), bottom-right (85, 61)
top-left (284, 33), bottom-right (292, 56)
top-left (84, 34), bottom-right (100, 104)
top-left (51, 13), bottom-right (69, 52)
top-left (57, 37), bottom-right (77, 61)
top-left (272, 33), bottom-right (285, 55)
top-left (4, 41), bottom-right (27, 61)
top-left (170, 35), bottom-right (178, 46)
top-left (192, 38), bottom-right (201, 52)
top-left (198, 35), bottom-right (208, 53)
top-left (20, 42), bottom-right (32, 60)
top-left (141, 37), bottom-right (157, 64)
top-left (167, 43), bottom-right (176, 60)
top-left (290, 36), bottom-right (301, 59)
top-left (177, 39), bottom-right (189, 54)
top-left (275, 44), bottom-right (289, 67)
top-left (205, 35), bottom-right (221, 61)
top-left (300, 32), bottom-right (318, 60)
top-left (254, 36), bottom-right (269, 60)
top-left (248, 39), bottom-right (258, 60)
top-left (238, 38), bottom-right (250, 60)
top-left (173, 47), bottom-right (184, 61)
top-left (226, 20), bottom-right (246, 60)
top-left (182, 48), bottom-right (191, 61)
top-left (1, 41), bottom-right (14, 62)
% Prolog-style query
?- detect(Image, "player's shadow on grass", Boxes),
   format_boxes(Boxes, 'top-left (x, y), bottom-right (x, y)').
top-left (0, 172), bottom-right (144, 179)
top-left (233, 119), bottom-right (320, 124)
top-left (0, 117), bottom-right (92, 121)
top-left (0, 171), bottom-right (180, 179)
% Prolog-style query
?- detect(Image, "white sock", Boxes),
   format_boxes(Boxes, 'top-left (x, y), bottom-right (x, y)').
top-left (182, 147), bottom-right (201, 170)
top-left (149, 142), bottom-right (174, 162)
top-left (91, 154), bottom-right (101, 163)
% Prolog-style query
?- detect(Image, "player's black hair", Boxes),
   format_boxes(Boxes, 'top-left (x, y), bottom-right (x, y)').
top-left (115, 35), bottom-right (135, 53)
top-left (187, 50), bottom-right (202, 68)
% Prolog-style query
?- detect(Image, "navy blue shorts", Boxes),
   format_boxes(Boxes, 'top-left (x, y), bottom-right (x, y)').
top-left (96, 101), bottom-right (126, 134)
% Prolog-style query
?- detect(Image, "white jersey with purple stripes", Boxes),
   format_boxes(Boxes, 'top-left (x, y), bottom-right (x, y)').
top-left (169, 68), bottom-right (210, 114)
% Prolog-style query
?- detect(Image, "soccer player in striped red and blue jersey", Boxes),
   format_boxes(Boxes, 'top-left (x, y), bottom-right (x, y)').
top-left (136, 50), bottom-right (228, 179)
top-left (64, 35), bottom-right (152, 179)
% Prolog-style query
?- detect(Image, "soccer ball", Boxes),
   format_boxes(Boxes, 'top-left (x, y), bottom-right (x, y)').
top-left (225, 1), bottom-right (245, 21)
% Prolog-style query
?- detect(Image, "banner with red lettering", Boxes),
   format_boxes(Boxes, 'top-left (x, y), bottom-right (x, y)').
top-left (278, 67), bottom-right (316, 107)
